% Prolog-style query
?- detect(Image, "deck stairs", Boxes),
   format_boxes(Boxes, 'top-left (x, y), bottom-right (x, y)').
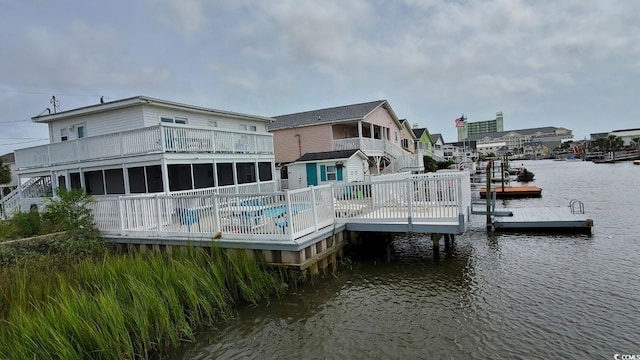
top-left (0, 176), bottom-right (52, 219)
top-left (379, 149), bottom-right (445, 175)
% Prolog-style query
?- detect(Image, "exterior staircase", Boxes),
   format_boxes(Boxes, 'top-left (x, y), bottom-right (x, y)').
top-left (0, 176), bottom-right (52, 219)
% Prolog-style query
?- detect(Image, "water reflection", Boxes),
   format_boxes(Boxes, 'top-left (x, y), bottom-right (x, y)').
top-left (168, 160), bottom-right (640, 359)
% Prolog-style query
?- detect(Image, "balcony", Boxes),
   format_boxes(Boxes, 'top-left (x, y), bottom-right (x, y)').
top-left (332, 137), bottom-right (406, 158)
top-left (15, 124), bottom-right (274, 170)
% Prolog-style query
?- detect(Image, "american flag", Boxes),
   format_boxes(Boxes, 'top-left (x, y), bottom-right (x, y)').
top-left (455, 115), bottom-right (466, 128)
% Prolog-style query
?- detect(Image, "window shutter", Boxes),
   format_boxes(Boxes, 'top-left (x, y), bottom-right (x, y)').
top-left (320, 165), bottom-right (327, 182)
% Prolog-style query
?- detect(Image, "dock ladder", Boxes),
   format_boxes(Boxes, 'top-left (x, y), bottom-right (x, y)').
top-left (569, 199), bottom-right (585, 214)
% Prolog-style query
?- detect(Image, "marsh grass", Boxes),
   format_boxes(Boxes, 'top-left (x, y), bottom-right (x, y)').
top-left (0, 244), bottom-right (285, 359)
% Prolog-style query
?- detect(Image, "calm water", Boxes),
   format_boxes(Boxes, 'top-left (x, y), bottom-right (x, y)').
top-left (169, 160), bottom-right (640, 359)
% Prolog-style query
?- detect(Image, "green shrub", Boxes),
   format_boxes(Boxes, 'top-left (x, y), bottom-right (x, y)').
top-left (41, 188), bottom-right (96, 234)
top-left (7, 211), bottom-right (41, 238)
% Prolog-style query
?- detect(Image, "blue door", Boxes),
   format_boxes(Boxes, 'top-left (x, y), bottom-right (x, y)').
top-left (306, 163), bottom-right (318, 186)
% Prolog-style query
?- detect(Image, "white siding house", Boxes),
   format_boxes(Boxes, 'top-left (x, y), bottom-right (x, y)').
top-left (6, 96), bottom-right (276, 213)
top-left (286, 150), bottom-right (368, 190)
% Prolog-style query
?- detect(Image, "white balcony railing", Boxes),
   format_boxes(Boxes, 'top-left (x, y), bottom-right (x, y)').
top-left (333, 137), bottom-right (385, 154)
top-left (333, 137), bottom-right (415, 160)
top-left (15, 124), bottom-right (274, 170)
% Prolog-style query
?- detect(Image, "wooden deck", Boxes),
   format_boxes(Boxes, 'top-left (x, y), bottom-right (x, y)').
top-left (492, 207), bottom-right (593, 234)
top-left (479, 185), bottom-right (542, 199)
top-left (92, 173), bottom-right (474, 249)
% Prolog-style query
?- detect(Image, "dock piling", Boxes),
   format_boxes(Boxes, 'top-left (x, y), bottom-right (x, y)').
top-left (431, 233), bottom-right (442, 259)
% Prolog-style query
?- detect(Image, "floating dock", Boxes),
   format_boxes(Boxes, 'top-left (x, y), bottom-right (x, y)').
top-left (491, 206), bottom-right (593, 234)
top-left (479, 185), bottom-right (542, 199)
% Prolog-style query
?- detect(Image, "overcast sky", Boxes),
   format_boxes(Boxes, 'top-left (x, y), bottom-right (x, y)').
top-left (1, 0), bottom-right (639, 156)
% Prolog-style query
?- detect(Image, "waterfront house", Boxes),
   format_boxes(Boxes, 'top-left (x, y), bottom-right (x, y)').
top-left (268, 100), bottom-right (425, 175)
top-left (429, 133), bottom-right (446, 159)
top-left (3, 96), bottom-right (277, 216)
top-left (2, 96), bottom-right (473, 272)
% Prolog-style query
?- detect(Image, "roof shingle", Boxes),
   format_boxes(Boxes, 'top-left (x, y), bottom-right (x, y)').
top-left (269, 100), bottom-right (386, 130)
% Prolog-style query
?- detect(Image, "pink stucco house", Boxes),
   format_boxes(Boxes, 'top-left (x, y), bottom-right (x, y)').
top-left (269, 100), bottom-right (422, 176)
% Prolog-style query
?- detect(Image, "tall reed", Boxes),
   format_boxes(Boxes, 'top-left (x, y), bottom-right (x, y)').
top-left (0, 245), bottom-right (285, 359)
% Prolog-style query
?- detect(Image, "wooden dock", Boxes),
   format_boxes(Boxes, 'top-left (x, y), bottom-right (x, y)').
top-left (491, 207), bottom-right (593, 234)
top-left (479, 185), bottom-right (542, 199)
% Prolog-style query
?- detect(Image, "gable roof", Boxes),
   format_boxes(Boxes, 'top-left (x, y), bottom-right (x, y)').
top-left (1, 152), bottom-right (15, 163)
top-left (269, 100), bottom-right (397, 131)
top-left (413, 127), bottom-right (427, 138)
top-left (31, 96), bottom-right (274, 124)
top-left (293, 149), bottom-right (365, 163)
top-left (430, 133), bottom-right (444, 143)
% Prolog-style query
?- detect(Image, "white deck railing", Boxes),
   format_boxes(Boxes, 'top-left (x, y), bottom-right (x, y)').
top-left (90, 184), bottom-right (335, 242)
top-left (90, 173), bottom-right (471, 242)
top-left (15, 124), bottom-right (274, 170)
top-left (333, 137), bottom-right (386, 154)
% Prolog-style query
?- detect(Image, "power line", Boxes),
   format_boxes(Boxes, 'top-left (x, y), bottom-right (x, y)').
top-left (0, 139), bottom-right (48, 146)
top-left (0, 119), bottom-right (32, 124)
top-left (0, 137), bottom-right (47, 140)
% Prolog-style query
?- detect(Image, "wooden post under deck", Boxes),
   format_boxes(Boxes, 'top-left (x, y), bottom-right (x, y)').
top-left (444, 234), bottom-right (452, 253)
top-left (431, 233), bottom-right (441, 259)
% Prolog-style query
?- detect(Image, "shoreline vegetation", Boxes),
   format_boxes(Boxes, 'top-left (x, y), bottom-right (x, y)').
top-left (0, 234), bottom-right (286, 359)
top-left (0, 189), bottom-right (287, 359)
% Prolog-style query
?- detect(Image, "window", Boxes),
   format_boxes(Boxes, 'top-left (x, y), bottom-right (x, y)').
top-left (238, 124), bottom-right (248, 131)
top-left (236, 162), bottom-right (256, 184)
top-left (77, 125), bottom-right (85, 139)
top-left (168, 164), bottom-right (193, 191)
top-left (145, 166), bottom-right (164, 193)
top-left (258, 162), bottom-right (272, 181)
top-left (70, 173), bottom-right (81, 189)
top-left (249, 125), bottom-right (257, 132)
top-left (193, 164), bottom-right (214, 189)
top-left (60, 128), bottom-right (68, 141)
top-left (401, 138), bottom-right (409, 149)
top-left (208, 120), bottom-right (217, 127)
top-left (84, 170), bottom-right (104, 195)
top-left (128, 167), bottom-right (146, 193)
top-left (104, 169), bottom-right (125, 194)
top-left (160, 116), bottom-right (188, 124)
top-left (216, 163), bottom-right (234, 186)
top-left (57, 175), bottom-right (66, 190)
top-left (326, 166), bottom-right (337, 181)
top-left (394, 131), bottom-right (398, 141)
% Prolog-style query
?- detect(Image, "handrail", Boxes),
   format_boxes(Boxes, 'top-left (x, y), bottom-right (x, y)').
top-left (569, 199), bottom-right (585, 214)
top-left (89, 173), bottom-right (472, 241)
top-left (15, 124), bottom-right (274, 170)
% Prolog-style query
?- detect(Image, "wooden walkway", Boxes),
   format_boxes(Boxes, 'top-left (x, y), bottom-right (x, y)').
top-left (492, 207), bottom-right (593, 234)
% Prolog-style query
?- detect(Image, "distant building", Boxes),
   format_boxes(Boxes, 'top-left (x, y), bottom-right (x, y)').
top-left (608, 128), bottom-right (640, 146)
top-left (457, 112), bottom-right (504, 141)
top-left (467, 126), bottom-right (572, 154)
top-left (428, 133), bottom-right (445, 159)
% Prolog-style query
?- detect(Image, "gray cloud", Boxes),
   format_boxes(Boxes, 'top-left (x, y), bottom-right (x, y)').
top-left (1, 0), bottom-right (639, 155)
